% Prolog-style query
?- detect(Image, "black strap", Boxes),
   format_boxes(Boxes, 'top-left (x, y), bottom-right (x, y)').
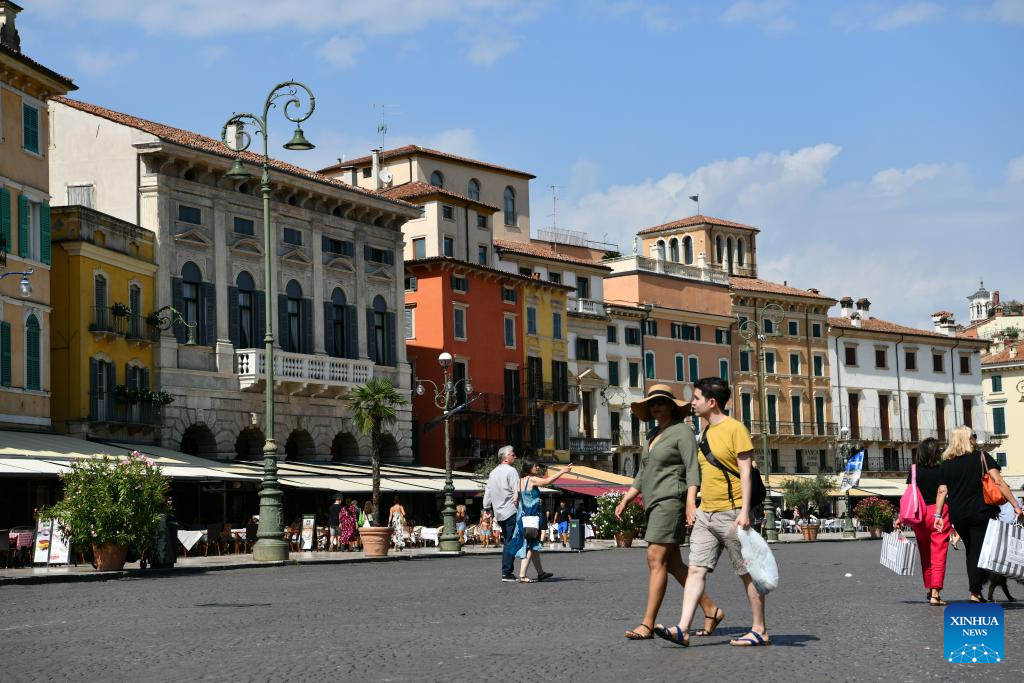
top-left (700, 434), bottom-right (740, 506)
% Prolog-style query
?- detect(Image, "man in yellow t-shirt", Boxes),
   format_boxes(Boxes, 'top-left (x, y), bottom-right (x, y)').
top-left (653, 377), bottom-right (769, 648)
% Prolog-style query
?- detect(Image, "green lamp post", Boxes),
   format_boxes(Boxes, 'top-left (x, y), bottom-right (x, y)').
top-left (220, 81), bottom-right (316, 563)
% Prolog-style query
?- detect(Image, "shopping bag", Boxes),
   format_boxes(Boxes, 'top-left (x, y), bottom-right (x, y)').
top-left (977, 518), bottom-right (1024, 580)
top-left (898, 465), bottom-right (925, 525)
top-left (879, 531), bottom-right (916, 576)
top-left (521, 515), bottom-right (540, 541)
top-left (737, 527), bottom-right (780, 594)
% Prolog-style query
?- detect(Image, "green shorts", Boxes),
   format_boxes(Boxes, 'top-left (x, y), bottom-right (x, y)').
top-left (643, 498), bottom-right (686, 545)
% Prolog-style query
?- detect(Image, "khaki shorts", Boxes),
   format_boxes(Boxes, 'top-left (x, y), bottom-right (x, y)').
top-left (688, 508), bottom-right (747, 575)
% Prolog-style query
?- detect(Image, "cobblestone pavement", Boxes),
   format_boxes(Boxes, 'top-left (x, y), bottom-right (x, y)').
top-left (3, 541), bottom-right (1022, 682)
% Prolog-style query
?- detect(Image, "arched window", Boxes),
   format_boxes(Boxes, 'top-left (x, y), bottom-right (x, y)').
top-left (503, 186), bottom-right (517, 226)
top-left (726, 237), bottom-right (734, 274)
top-left (715, 236), bottom-right (723, 263)
top-left (656, 240), bottom-right (666, 261)
top-left (371, 295), bottom-right (388, 364)
top-left (181, 261), bottom-right (202, 337)
top-left (25, 314), bottom-right (41, 391)
top-left (468, 178), bottom-right (481, 201)
top-left (237, 271), bottom-right (255, 348)
top-left (738, 239), bottom-right (745, 266)
top-left (669, 238), bottom-right (679, 262)
top-left (330, 287), bottom-right (348, 358)
top-left (94, 274), bottom-right (108, 330)
top-left (285, 280), bottom-right (303, 354)
top-left (682, 235), bottom-right (694, 264)
top-left (430, 170), bottom-right (445, 188)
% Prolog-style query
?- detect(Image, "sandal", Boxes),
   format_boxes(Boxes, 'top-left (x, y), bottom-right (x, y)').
top-left (625, 624), bottom-right (654, 640)
top-left (730, 630), bottom-right (771, 647)
top-left (970, 594), bottom-right (988, 603)
top-left (517, 576), bottom-right (535, 583)
top-left (653, 624), bottom-right (690, 647)
top-left (694, 607), bottom-right (725, 636)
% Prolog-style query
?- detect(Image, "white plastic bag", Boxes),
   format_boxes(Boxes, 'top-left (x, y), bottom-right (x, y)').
top-left (737, 527), bottom-right (780, 594)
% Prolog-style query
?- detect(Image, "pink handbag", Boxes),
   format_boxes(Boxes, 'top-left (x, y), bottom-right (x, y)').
top-left (899, 464), bottom-right (926, 525)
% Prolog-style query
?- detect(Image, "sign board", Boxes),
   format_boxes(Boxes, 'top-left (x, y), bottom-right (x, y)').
top-left (32, 518), bottom-right (71, 566)
top-left (301, 515), bottom-right (316, 551)
top-left (839, 449), bottom-right (865, 492)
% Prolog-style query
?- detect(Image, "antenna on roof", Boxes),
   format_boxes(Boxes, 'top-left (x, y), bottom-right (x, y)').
top-left (374, 103), bottom-right (398, 152)
top-left (548, 185), bottom-right (560, 252)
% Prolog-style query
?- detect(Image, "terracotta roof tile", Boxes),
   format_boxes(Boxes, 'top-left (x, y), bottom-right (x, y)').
top-left (982, 341), bottom-right (1024, 365)
top-left (730, 276), bottom-right (835, 301)
top-left (829, 316), bottom-right (987, 342)
top-left (52, 97), bottom-right (417, 212)
top-left (406, 256), bottom-right (573, 291)
top-left (320, 145), bottom-right (535, 179)
top-left (380, 181), bottom-right (499, 212)
top-left (637, 214), bottom-right (759, 236)
top-left (494, 239), bottom-right (612, 270)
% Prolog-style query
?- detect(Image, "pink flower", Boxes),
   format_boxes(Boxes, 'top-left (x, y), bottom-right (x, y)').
top-left (131, 450), bottom-right (142, 459)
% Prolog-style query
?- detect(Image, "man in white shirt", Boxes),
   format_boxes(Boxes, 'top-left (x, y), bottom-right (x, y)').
top-left (484, 445), bottom-right (519, 581)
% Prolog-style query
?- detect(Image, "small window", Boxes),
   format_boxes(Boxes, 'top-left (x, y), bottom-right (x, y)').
top-left (233, 217), bottom-right (255, 235)
top-left (764, 319), bottom-right (774, 334)
top-left (607, 325), bottom-right (617, 343)
top-left (178, 204), bottom-right (202, 224)
top-left (875, 348), bottom-right (887, 369)
top-left (625, 327), bottom-right (641, 345)
top-left (644, 320), bottom-right (658, 336)
top-left (430, 171), bottom-right (445, 188)
top-left (992, 375), bottom-right (1003, 392)
top-left (362, 167), bottom-right (372, 178)
top-left (519, 267), bottom-right (533, 277)
top-left (552, 312), bottom-right (563, 340)
top-left (453, 307), bottom-right (467, 340)
top-left (443, 236), bottom-right (454, 258)
top-left (404, 276), bottom-right (418, 292)
top-left (452, 275), bottom-right (468, 293)
top-left (324, 237), bottom-right (354, 256)
top-left (478, 245), bottom-right (488, 266)
top-left (644, 351), bottom-right (655, 379)
top-left (476, 214), bottom-right (488, 229)
top-left (813, 355), bottom-right (824, 377)
top-left (688, 356), bottom-right (699, 382)
top-left (504, 186), bottom-right (517, 226)
top-left (412, 238), bottom-right (426, 259)
top-left (959, 355), bottom-right (971, 375)
top-left (905, 350), bottom-right (917, 370)
top-left (67, 184), bottom-right (94, 207)
top-left (576, 277), bottom-right (590, 300)
top-left (502, 287), bottom-right (517, 303)
top-left (765, 353), bottom-right (776, 374)
top-left (788, 320), bottom-right (799, 336)
top-left (283, 228), bottom-right (302, 246)
top-left (811, 322), bottom-right (822, 338)
top-left (739, 350), bottom-right (750, 372)
top-left (405, 306), bottom-right (415, 340)
top-left (504, 316), bottom-right (516, 348)
top-left (996, 452), bottom-right (1008, 468)
top-left (675, 355), bottom-right (685, 381)
top-left (442, 205), bottom-right (455, 221)
top-left (548, 272), bottom-right (562, 284)
top-left (932, 353), bottom-right (944, 373)
top-left (714, 328), bottom-right (732, 345)
top-left (468, 179), bottom-right (481, 200)
top-left (844, 346), bottom-right (857, 366)
top-left (993, 406), bottom-right (1006, 435)
top-left (789, 353), bottom-right (800, 375)
top-left (527, 307), bottom-right (537, 335)
top-left (22, 102), bottom-right (40, 154)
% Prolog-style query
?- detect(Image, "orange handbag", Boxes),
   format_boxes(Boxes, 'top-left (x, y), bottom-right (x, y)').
top-left (981, 453), bottom-right (1007, 506)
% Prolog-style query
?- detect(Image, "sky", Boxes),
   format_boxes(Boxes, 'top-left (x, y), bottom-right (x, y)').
top-left (22, 0), bottom-right (1024, 329)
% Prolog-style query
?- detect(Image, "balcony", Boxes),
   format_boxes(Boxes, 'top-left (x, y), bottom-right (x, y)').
top-left (746, 420), bottom-right (838, 438)
top-left (570, 436), bottom-right (613, 454)
top-left (453, 392), bottom-right (530, 420)
top-left (235, 349), bottom-right (373, 397)
top-left (90, 306), bottom-right (125, 338)
top-left (611, 429), bottom-right (643, 448)
top-left (89, 394), bottom-right (162, 427)
top-left (603, 255), bottom-right (731, 285)
top-left (528, 383), bottom-right (579, 411)
top-left (124, 314), bottom-right (161, 344)
top-left (572, 298), bottom-right (607, 317)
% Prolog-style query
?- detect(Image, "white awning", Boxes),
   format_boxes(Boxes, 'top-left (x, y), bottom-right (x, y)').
top-left (0, 457), bottom-right (72, 475)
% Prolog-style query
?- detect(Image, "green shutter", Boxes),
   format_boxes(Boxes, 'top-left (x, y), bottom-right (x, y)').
top-left (0, 187), bottom-right (10, 254)
top-left (0, 321), bottom-right (10, 387)
top-left (40, 202), bottom-right (51, 265)
top-left (26, 316), bottom-right (40, 390)
top-left (17, 194), bottom-right (28, 258)
top-left (994, 408), bottom-right (1006, 435)
top-left (23, 103), bottom-right (40, 154)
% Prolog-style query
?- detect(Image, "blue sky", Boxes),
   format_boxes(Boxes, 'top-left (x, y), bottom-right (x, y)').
top-left (24, 0), bottom-right (1024, 328)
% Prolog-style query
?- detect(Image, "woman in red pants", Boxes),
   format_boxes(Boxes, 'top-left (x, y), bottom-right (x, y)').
top-left (904, 439), bottom-right (949, 605)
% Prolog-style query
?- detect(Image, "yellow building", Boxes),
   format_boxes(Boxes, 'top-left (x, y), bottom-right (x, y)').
top-left (0, 2), bottom-right (76, 429)
top-left (50, 206), bottom-right (159, 439)
top-left (982, 339), bottom-right (1024, 477)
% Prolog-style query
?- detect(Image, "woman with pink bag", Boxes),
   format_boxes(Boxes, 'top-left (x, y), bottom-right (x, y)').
top-left (899, 438), bottom-right (950, 606)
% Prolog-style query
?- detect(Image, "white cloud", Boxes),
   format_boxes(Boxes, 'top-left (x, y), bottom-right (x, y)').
top-left (466, 36), bottom-right (519, 66)
top-left (721, 0), bottom-right (796, 32)
top-left (72, 47), bottom-right (136, 77)
top-left (987, 0), bottom-right (1024, 25)
top-left (873, 3), bottom-right (944, 30)
top-left (199, 45), bottom-right (228, 65)
top-left (870, 163), bottom-right (945, 195)
top-left (1008, 155), bottom-right (1024, 183)
top-left (317, 36), bottom-right (364, 68)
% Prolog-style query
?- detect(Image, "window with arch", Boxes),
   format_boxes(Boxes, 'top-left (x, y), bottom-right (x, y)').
top-left (328, 287), bottom-right (352, 358)
top-left (236, 272), bottom-right (255, 348)
top-left (682, 235), bottom-right (693, 264)
top-left (176, 261), bottom-right (207, 345)
top-left (25, 314), bottom-right (41, 391)
top-left (430, 170), bottom-right (445, 188)
top-left (669, 238), bottom-right (679, 262)
top-left (726, 237), bottom-right (734, 274)
top-left (715, 235), bottom-right (723, 263)
top-left (503, 186), bottom-right (517, 226)
top-left (94, 273), bottom-right (109, 331)
top-left (285, 280), bottom-right (303, 354)
top-left (737, 239), bottom-right (745, 266)
top-left (368, 295), bottom-right (395, 366)
top-left (644, 351), bottom-right (656, 380)
top-left (655, 240), bottom-right (665, 261)
top-left (468, 178), bottom-right (481, 201)
top-left (128, 284), bottom-right (142, 338)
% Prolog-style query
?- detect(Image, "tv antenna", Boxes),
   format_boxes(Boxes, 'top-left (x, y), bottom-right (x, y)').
top-left (548, 185), bottom-right (560, 230)
top-left (374, 104), bottom-right (398, 151)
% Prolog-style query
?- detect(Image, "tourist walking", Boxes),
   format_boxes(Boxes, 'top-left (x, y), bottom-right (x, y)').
top-left (512, 460), bottom-right (572, 582)
top-left (615, 384), bottom-right (720, 642)
top-left (359, 501), bottom-right (375, 528)
top-left (934, 425), bottom-right (1021, 602)
top-left (389, 496), bottom-right (408, 551)
top-left (456, 504), bottom-right (468, 544)
top-left (553, 500), bottom-right (572, 547)
top-left (483, 445), bottom-right (520, 582)
top-left (339, 498), bottom-right (359, 551)
top-left (479, 509), bottom-right (494, 548)
top-left (898, 438), bottom-right (950, 605)
top-left (328, 494), bottom-right (343, 551)
top-left (656, 377), bottom-right (768, 647)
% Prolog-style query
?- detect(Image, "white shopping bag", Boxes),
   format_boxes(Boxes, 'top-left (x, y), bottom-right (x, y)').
top-left (879, 531), bottom-right (916, 576)
top-left (978, 518), bottom-right (1024, 580)
top-left (737, 527), bottom-right (780, 594)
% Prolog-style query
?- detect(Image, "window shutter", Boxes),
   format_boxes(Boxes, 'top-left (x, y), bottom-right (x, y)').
top-left (363, 244), bottom-right (372, 260)
top-left (106, 363), bottom-right (116, 419)
top-left (695, 326), bottom-right (701, 342)
top-left (321, 235), bottom-right (331, 253)
top-left (1, 322), bottom-right (12, 387)
top-left (202, 282), bottom-right (217, 346)
top-left (18, 194), bottom-right (28, 258)
top-left (386, 311), bottom-right (396, 367)
top-left (301, 298), bottom-right (313, 354)
top-left (125, 364), bottom-right (136, 390)
top-left (26, 318), bottom-right (40, 390)
top-left (366, 308), bottom-right (376, 363)
top-left (323, 302), bottom-right (335, 357)
top-left (40, 202), bottom-right (51, 265)
top-left (171, 277), bottom-right (186, 344)
top-left (345, 305), bottom-right (358, 359)
top-left (228, 286), bottom-right (240, 347)
top-left (384, 250), bottom-right (394, 265)
top-left (0, 187), bottom-right (10, 253)
top-left (278, 294), bottom-right (289, 352)
top-left (254, 290), bottom-right (266, 347)
top-left (88, 358), bottom-right (98, 420)
top-left (23, 105), bottom-right (39, 153)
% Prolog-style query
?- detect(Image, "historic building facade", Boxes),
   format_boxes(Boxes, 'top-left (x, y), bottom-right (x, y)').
top-left (981, 339), bottom-right (1022, 477)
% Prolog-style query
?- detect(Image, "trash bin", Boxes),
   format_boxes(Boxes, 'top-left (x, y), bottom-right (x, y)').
top-left (149, 514), bottom-right (178, 569)
top-left (568, 520), bottom-right (585, 551)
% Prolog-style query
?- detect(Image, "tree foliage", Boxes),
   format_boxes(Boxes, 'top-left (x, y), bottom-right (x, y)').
top-left (346, 378), bottom-right (406, 525)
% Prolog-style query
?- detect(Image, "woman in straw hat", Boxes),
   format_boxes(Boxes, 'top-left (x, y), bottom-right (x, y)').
top-left (616, 384), bottom-right (722, 640)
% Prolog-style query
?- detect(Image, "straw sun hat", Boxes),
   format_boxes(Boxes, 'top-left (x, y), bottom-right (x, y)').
top-left (630, 384), bottom-right (692, 421)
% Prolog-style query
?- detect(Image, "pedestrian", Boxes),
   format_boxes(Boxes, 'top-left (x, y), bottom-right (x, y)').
top-left (511, 459), bottom-right (572, 582)
top-left (615, 384), bottom-right (721, 642)
top-left (389, 496), bottom-right (408, 551)
top-left (339, 498), bottom-right (359, 551)
top-left (359, 500), bottom-right (375, 528)
top-left (456, 504), bottom-right (468, 544)
top-left (934, 425), bottom-right (1021, 602)
top-left (328, 494), bottom-right (344, 551)
top-left (657, 377), bottom-right (768, 647)
top-left (483, 445), bottom-right (520, 582)
top-left (554, 500), bottom-right (572, 547)
top-left (479, 509), bottom-right (494, 548)
top-left (898, 438), bottom-right (950, 605)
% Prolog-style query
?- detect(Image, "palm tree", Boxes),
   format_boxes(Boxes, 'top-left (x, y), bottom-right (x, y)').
top-left (347, 378), bottom-right (407, 525)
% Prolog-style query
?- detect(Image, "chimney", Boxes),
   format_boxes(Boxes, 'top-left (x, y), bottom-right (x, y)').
top-left (855, 297), bottom-right (871, 313)
top-left (993, 290), bottom-right (1001, 307)
top-left (0, 1), bottom-right (21, 52)
top-left (941, 313), bottom-right (957, 337)
top-left (851, 312), bottom-right (862, 328)
top-left (371, 148), bottom-right (381, 191)
top-left (350, 168), bottom-right (358, 186)
top-left (839, 297), bottom-right (854, 318)
top-left (807, 288), bottom-right (820, 295)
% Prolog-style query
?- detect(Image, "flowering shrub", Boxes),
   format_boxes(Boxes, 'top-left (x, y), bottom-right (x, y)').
top-left (592, 491), bottom-right (645, 538)
top-left (853, 497), bottom-right (895, 528)
top-left (38, 452), bottom-right (171, 549)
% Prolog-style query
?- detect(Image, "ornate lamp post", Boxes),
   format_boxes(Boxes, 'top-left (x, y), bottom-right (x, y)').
top-left (0, 267), bottom-right (34, 297)
top-left (220, 81), bottom-right (316, 562)
top-left (737, 303), bottom-right (784, 543)
top-left (835, 426), bottom-right (861, 539)
top-left (149, 305), bottom-right (198, 345)
top-left (415, 351), bottom-right (473, 554)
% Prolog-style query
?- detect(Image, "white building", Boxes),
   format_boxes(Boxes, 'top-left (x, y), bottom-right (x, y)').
top-left (829, 298), bottom-right (989, 472)
top-left (603, 303), bottom-right (648, 476)
top-left (49, 97), bottom-right (421, 462)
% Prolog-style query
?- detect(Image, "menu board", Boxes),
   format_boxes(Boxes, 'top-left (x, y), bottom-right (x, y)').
top-left (301, 515), bottom-right (316, 551)
top-left (33, 519), bottom-right (71, 565)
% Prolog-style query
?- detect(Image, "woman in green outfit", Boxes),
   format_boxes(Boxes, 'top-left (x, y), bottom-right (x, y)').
top-left (615, 384), bottom-right (722, 640)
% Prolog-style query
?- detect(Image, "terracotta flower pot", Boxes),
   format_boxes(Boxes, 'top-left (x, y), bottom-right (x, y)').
top-left (613, 531), bottom-right (634, 548)
top-left (359, 527), bottom-right (392, 557)
top-left (868, 526), bottom-right (883, 538)
top-left (92, 543), bottom-right (129, 571)
top-left (800, 524), bottom-right (820, 541)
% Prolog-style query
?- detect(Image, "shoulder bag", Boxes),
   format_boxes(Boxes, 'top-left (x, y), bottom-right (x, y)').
top-left (981, 452), bottom-right (1007, 506)
top-left (520, 477), bottom-right (541, 540)
top-left (699, 435), bottom-right (767, 509)
top-left (898, 464), bottom-right (925, 525)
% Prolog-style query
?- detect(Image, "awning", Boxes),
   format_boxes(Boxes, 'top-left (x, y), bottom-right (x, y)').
top-left (0, 457), bottom-right (71, 475)
top-left (766, 473), bottom-right (906, 498)
top-left (556, 483), bottom-right (630, 497)
top-left (544, 465), bottom-right (633, 497)
top-left (232, 460), bottom-right (488, 494)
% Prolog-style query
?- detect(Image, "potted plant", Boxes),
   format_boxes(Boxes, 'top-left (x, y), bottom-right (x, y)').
top-left (781, 474), bottom-right (835, 541)
top-left (347, 378), bottom-right (407, 557)
top-left (111, 302), bottom-right (131, 318)
top-left (854, 497), bottom-right (895, 538)
top-left (38, 452), bottom-right (171, 571)
top-left (592, 491), bottom-right (644, 547)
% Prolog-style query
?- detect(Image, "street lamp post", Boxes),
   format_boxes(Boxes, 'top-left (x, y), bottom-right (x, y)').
top-left (415, 351), bottom-right (473, 554)
top-left (0, 267), bottom-right (34, 297)
top-left (836, 426), bottom-right (859, 539)
top-left (220, 81), bottom-right (316, 562)
top-left (737, 303), bottom-right (784, 543)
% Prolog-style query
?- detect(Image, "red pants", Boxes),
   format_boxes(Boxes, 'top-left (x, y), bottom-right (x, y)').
top-left (910, 503), bottom-right (950, 590)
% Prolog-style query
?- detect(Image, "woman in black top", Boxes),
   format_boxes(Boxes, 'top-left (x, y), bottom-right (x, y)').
top-left (934, 426), bottom-right (1021, 602)
top-left (900, 439), bottom-right (949, 605)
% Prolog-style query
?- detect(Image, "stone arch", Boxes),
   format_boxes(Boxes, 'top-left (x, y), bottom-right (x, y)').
top-left (180, 424), bottom-right (217, 458)
top-left (235, 427), bottom-right (265, 460)
top-left (380, 433), bottom-right (400, 463)
top-left (331, 431), bottom-right (361, 462)
top-left (284, 428), bottom-right (317, 461)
